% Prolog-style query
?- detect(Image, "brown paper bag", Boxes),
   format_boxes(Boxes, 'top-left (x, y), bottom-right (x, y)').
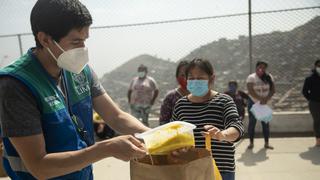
top-left (130, 148), bottom-right (214, 180)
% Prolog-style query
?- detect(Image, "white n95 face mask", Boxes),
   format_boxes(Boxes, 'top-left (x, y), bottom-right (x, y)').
top-left (47, 41), bottom-right (89, 74)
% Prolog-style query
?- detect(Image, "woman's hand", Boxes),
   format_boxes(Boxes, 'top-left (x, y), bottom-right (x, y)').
top-left (201, 125), bottom-right (227, 141)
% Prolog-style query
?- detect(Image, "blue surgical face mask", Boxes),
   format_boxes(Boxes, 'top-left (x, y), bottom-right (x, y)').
top-left (316, 67), bottom-right (320, 74)
top-left (187, 80), bottom-right (209, 97)
top-left (228, 84), bottom-right (237, 94)
top-left (138, 71), bottom-right (146, 78)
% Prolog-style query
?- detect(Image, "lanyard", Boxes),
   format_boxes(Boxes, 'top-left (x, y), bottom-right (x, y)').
top-left (61, 71), bottom-right (93, 146)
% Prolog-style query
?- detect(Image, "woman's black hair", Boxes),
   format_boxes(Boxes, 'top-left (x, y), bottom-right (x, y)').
top-left (185, 58), bottom-right (214, 78)
top-left (256, 61), bottom-right (268, 68)
top-left (175, 60), bottom-right (189, 78)
top-left (261, 73), bottom-right (274, 90)
top-left (256, 61), bottom-right (274, 90)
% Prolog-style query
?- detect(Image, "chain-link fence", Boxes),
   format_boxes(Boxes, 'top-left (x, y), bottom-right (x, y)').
top-left (0, 0), bottom-right (319, 114)
top-left (250, 5), bottom-right (320, 112)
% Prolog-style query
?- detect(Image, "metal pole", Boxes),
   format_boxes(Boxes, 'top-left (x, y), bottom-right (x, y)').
top-left (18, 34), bottom-right (23, 56)
top-left (248, 0), bottom-right (253, 74)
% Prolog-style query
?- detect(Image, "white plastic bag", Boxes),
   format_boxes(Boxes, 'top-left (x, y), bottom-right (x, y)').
top-left (250, 103), bottom-right (273, 122)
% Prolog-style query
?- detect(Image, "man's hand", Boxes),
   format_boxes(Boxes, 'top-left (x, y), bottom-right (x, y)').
top-left (102, 135), bottom-right (147, 161)
top-left (170, 146), bottom-right (193, 156)
top-left (8, 131), bottom-right (146, 179)
top-left (167, 146), bottom-right (194, 164)
top-left (201, 125), bottom-right (226, 141)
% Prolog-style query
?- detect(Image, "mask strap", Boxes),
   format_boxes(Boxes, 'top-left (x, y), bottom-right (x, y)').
top-left (46, 40), bottom-right (65, 61)
top-left (46, 47), bottom-right (58, 61)
top-left (53, 40), bottom-right (65, 53)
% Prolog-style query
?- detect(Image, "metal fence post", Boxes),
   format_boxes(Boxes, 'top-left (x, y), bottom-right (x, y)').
top-left (248, 0), bottom-right (253, 74)
top-left (18, 34), bottom-right (23, 56)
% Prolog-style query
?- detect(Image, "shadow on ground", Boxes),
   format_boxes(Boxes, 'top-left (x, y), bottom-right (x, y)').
top-left (237, 148), bottom-right (269, 166)
top-left (299, 146), bottom-right (320, 165)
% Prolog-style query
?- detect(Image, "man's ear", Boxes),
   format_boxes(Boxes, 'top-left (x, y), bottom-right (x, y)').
top-left (37, 32), bottom-right (51, 48)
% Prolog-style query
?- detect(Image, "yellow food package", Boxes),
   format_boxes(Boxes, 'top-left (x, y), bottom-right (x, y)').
top-left (136, 121), bottom-right (196, 155)
top-left (205, 135), bottom-right (222, 180)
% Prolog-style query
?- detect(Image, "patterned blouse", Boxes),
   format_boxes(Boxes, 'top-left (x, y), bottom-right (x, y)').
top-left (171, 93), bottom-right (244, 172)
top-left (159, 89), bottom-right (184, 125)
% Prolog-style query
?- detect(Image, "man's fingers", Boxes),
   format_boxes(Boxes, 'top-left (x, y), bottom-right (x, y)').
top-left (171, 146), bottom-right (194, 156)
top-left (131, 145), bottom-right (147, 158)
top-left (127, 136), bottom-right (147, 158)
top-left (171, 150), bottom-right (180, 156)
top-left (128, 136), bottom-right (146, 149)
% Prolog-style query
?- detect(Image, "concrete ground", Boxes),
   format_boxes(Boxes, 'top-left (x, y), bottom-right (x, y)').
top-left (0, 137), bottom-right (319, 180)
top-left (235, 137), bottom-right (320, 180)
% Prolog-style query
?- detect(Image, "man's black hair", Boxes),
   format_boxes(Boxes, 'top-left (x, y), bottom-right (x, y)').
top-left (228, 80), bottom-right (238, 87)
top-left (175, 60), bottom-right (189, 78)
top-left (314, 59), bottom-right (320, 66)
top-left (138, 64), bottom-right (147, 71)
top-left (31, 0), bottom-right (92, 48)
top-left (185, 58), bottom-right (214, 78)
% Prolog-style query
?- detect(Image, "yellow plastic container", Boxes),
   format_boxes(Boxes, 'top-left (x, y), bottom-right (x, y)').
top-left (136, 121), bottom-right (196, 155)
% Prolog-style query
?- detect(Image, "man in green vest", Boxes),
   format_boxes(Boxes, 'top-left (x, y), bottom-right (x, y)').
top-left (0, 0), bottom-right (149, 179)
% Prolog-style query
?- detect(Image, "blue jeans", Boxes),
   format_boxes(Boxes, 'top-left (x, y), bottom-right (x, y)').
top-left (130, 104), bottom-right (151, 126)
top-left (247, 98), bottom-right (270, 143)
top-left (220, 172), bottom-right (235, 180)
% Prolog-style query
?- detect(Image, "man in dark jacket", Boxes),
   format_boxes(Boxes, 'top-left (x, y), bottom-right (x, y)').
top-left (225, 81), bottom-right (249, 121)
top-left (302, 59), bottom-right (320, 146)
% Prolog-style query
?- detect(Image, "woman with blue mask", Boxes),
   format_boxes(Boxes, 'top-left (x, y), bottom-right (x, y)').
top-left (171, 58), bottom-right (244, 180)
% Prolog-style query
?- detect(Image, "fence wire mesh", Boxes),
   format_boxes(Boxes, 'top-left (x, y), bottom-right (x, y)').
top-left (0, 0), bottom-right (319, 114)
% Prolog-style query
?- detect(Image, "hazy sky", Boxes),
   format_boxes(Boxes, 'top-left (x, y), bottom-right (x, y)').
top-left (0, 0), bottom-right (319, 77)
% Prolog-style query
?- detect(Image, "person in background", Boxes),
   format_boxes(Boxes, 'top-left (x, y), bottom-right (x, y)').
top-left (172, 58), bottom-right (244, 180)
top-left (302, 59), bottom-right (320, 147)
top-left (224, 81), bottom-right (249, 121)
top-left (128, 64), bottom-right (159, 126)
top-left (159, 61), bottom-right (189, 125)
top-left (93, 112), bottom-right (116, 140)
top-left (246, 61), bottom-right (275, 150)
top-left (0, 1), bottom-right (148, 179)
